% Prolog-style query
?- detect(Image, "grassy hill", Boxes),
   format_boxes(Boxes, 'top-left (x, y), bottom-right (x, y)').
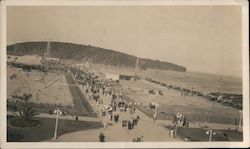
top-left (7, 41), bottom-right (187, 72)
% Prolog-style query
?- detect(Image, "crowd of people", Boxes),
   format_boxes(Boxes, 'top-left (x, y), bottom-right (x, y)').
top-left (180, 88), bottom-right (194, 96)
top-left (67, 67), bottom-right (142, 134)
top-left (168, 112), bottom-right (189, 139)
top-left (174, 112), bottom-right (189, 127)
top-left (8, 60), bottom-right (188, 142)
top-left (67, 67), bottom-right (145, 142)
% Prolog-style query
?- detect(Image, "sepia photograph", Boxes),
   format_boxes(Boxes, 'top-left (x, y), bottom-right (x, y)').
top-left (0, 0), bottom-right (249, 148)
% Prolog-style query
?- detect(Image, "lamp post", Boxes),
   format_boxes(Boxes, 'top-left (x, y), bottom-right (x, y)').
top-left (175, 123), bottom-right (178, 138)
top-left (238, 110), bottom-right (242, 131)
top-left (206, 128), bottom-right (216, 142)
top-left (53, 108), bottom-right (61, 140)
top-left (153, 107), bottom-right (158, 123)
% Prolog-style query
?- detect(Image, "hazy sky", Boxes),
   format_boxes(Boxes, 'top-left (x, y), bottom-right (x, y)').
top-left (7, 6), bottom-right (242, 77)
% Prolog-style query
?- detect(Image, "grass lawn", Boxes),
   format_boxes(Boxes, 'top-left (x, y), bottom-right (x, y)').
top-left (174, 127), bottom-right (243, 141)
top-left (122, 80), bottom-right (240, 124)
top-left (7, 67), bottom-right (74, 106)
top-left (7, 115), bottom-right (103, 142)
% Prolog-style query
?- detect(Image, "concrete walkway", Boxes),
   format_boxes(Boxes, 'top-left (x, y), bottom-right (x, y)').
top-left (54, 88), bottom-right (182, 142)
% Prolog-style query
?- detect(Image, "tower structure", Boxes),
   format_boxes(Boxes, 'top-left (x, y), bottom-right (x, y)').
top-left (45, 41), bottom-right (51, 57)
top-left (136, 57), bottom-right (140, 70)
top-left (41, 41), bottom-right (51, 84)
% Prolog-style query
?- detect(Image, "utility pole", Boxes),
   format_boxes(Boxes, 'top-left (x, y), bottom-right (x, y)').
top-left (206, 128), bottom-right (216, 142)
top-left (135, 57), bottom-right (139, 70)
top-left (238, 110), bottom-right (242, 131)
top-left (153, 107), bottom-right (158, 123)
top-left (175, 123), bottom-right (178, 138)
top-left (53, 108), bottom-right (60, 140)
top-left (175, 112), bottom-right (178, 137)
top-left (209, 129), bottom-right (213, 142)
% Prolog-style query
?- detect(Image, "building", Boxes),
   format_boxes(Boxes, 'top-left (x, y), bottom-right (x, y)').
top-left (44, 57), bottom-right (60, 63)
top-left (9, 55), bottom-right (42, 66)
top-left (104, 72), bottom-right (137, 81)
top-left (105, 73), bottom-right (120, 81)
top-left (119, 72), bottom-right (136, 80)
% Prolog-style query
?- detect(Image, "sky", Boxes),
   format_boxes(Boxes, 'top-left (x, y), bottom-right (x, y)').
top-left (7, 6), bottom-right (242, 78)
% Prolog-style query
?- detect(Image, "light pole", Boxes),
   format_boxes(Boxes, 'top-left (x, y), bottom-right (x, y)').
top-left (238, 110), bottom-right (242, 131)
top-left (153, 107), bottom-right (158, 123)
top-left (175, 123), bottom-right (178, 138)
top-left (53, 108), bottom-right (60, 140)
top-left (206, 128), bottom-right (216, 142)
top-left (175, 112), bottom-right (179, 138)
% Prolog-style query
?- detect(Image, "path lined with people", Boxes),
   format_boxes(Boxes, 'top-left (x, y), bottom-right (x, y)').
top-left (65, 74), bottom-right (96, 116)
top-left (56, 100), bottom-right (181, 142)
top-left (54, 68), bottom-right (182, 141)
top-left (57, 66), bottom-right (241, 142)
top-left (7, 57), bottom-right (242, 142)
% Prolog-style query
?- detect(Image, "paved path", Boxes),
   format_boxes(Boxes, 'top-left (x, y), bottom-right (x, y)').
top-left (51, 80), bottom-right (240, 142)
top-left (55, 90), bottom-right (182, 142)
top-left (65, 74), bottom-right (95, 116)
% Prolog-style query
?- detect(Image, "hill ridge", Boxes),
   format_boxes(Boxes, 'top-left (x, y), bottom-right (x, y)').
top-left (7, 41), bottom-right (187, 72)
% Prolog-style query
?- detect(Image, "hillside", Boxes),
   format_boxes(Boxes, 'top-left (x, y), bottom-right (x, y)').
top-left (7, 42), bottom-right (187, 72)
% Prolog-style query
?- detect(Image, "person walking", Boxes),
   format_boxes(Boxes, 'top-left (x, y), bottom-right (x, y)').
top-left (99, 132), bottom-right (105, 142)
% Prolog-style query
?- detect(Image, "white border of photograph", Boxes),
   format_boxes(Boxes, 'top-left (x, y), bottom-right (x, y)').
top-left (0, 0), bottom-right (249, 148)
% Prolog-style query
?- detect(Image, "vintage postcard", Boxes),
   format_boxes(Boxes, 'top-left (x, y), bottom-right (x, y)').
top-left (0, 0), bottom-right (249, 148)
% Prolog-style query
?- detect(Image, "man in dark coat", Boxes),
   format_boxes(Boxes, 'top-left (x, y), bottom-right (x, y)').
top-left (99, 132), bottom-right (105, 142)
